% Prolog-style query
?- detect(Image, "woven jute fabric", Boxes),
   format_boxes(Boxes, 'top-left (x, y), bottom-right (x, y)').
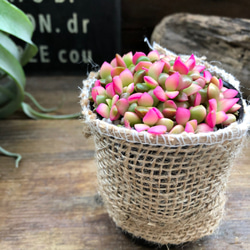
top-left (80, 44), bottom-right (250, 245)
top-left (92, 130), bottom-right (245, 244)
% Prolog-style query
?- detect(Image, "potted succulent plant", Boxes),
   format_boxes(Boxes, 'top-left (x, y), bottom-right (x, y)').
top-left (0, 0), bottom-right (79, 167)
top-left (80, 43), bottom-right (249, 245)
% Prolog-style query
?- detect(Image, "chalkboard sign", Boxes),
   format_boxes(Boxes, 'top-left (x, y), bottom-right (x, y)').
top-left (9, 0), bottom-right (121, 75)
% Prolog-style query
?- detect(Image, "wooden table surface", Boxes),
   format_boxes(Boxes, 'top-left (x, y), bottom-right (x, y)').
top-left (0, 76), bottom-right (249, 250)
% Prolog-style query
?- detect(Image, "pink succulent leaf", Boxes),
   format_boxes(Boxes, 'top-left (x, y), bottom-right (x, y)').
top-left (147, 50), bottom-right (160, 62)
top-left (152, 107), bottom-right (164, 119)
top-left (156, 118), bottom-right (174, 132)
top-left (218, 98), bottom-right (239, 112)
top-left (194, 92), bottom-right (202, 106)
top-left (91, 88), bottom-right (99, 103)
top-left (173, 57), bottom-right (189, 75)
top-left (110, 105), bottom-right (120, 121)
top-left (120, 68), bottom-right (134, 86)
top-left (143, 108), bottom-right (159, 126)
top-left (203, 70), bottom-right (212, 83)
top-left (221, 87), bottom-right (227, 92)
top-left (111, 67), bottom-right (125, 78)
top-left (218, 79), bottom-right (223, 89)
top-left (183, 83), bottom-right (202, 96)
top-left (148, 61), bottom-right (165, 81)
top-left (193, 65), bottom-right (206, 73)
top-left (100, 62), bottom-right (113, 79)
top-left (153, 86), bottom-right (167, 102)
top-left (207, 83), bottom-right (220, 101)
top-left (175, 107), bottom-right (191, 126)
top-left (126, 82), bottom-right (135, 94)
top-left (110, 58), bottom-right (117, 67)
top-left (148, 125), bottom-right (167, 135)
top-left (166, 91), bottom-right (179, 99)
top-left (208, 98), bottom-right (217, 112)
top-left (188, 119), bottom-right (198, 130)
top-left (228, 104), bottom-right (241, 113)
top-left (189, 70), bottom-right (200, 80)
top-left (196, 123), bottom-right (214, 133)
top-left (96, 103), bottom-right (110, 119)
top-left (185, 122), bottom-right (195, 133)
top-left (161, 58), bottom-right (171, 73)
top-left (122, 51), bottom-right (133, 67)
top-left (222, 114), bottom-right (236, 126)
top-left (138, 92), bottom-right (154, 107)
top-left (128, 93), bottom-right (143, 104)
top-left (165, 72), bottom-right (180, 91)
top-left (135, 106), bottom-right (149, 118)
top-left (206, 110), bottom-right (216, 128)
top-left (94, 80), bottom-right (101, 87)
top-left (169, 124), bottom-right (185, 134)
top-left (162, 108), bottom-right (176, 119)
top-left (134, 123), bottom-right (150, 132)
top-left (175, 92), bottom-right (188, 102)
top-left (124, 119), bottom-right (132, 129)
top-left (142, 67), bottom-right (149, 73)
top-left (124, 112), bottom-right (141, 125)
top-left (113, 76), bottom-right (123, 95)
top-left (144, 76), bottom-right (159, 89)
top-left (210, 76), bottom-right (220, 88)
top-left (194, 77), bottom-right (206, 88)
top-left (177, 75), bottom-right (192, 90)
top-left (216, 111), bottom-right (228, 124)
top-left (185, 54), bottom-right (196, 71)
top-left (91, 86), bottom-right (106, 102)
top-left (116, 54), bottom-right (127, 68)
top-left (112, 94), bottom-right (120, 106)
top-left (106, 82), bottom-right (116, 98)
top-left (223, 89), bottom-right (239, 99)
top-left (164, 100), bottom-right (177, 109)
top-left (116, 98), bottom-right (129, 115)
top-left (134, 61), bottom-right (152, 71)
top-left (132, 52), bottom-right (146, 65)
top-left (175, 101), bottom-right (189, 109)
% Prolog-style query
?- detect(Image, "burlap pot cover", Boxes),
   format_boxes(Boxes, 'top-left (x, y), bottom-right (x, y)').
top-left (80, 45), bottom-right (250, 245)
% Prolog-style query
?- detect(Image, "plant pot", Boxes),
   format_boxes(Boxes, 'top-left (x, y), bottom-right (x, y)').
top-left (80, 49), bottom-right (249, 245)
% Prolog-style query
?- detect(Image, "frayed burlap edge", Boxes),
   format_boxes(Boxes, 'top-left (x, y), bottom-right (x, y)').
top-left (79, 45), bottom-right (250, 245)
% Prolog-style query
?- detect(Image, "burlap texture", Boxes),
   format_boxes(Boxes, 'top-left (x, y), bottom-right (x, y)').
top-left (80, 44), bottom-right (250, 245)
top-left (93, 129), bottom-right (245, 244)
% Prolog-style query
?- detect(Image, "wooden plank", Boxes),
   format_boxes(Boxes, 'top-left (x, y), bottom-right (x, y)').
top-left (0, 119), bottom-right (249, 249)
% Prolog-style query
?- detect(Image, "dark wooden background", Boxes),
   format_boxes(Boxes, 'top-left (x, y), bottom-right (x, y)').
top-left (121, 0), bottom-right (250, 54)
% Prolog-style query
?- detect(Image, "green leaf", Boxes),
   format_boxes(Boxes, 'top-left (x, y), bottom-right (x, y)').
top-left (24, 92), bottom-right (64, 113)
top-left (0, 31), bottom-right (20, 61)
top-left (21, 102), bottom-right (80, 120)
top-left (0, 146), bottom-right (22, 168)
top-left (0, 44), bottom-right (25, 118)
top-left (0, 0), bottom-right (38, 65)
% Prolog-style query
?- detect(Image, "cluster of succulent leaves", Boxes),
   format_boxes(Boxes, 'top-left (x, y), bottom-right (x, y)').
top-left (90, 50), bottom-right (241, 135)
top-left (0, 0), bottom-right (79, 167)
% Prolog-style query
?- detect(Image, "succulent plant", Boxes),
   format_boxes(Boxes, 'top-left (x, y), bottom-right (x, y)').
top-left (90, 50), bottom-right (242, 135)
